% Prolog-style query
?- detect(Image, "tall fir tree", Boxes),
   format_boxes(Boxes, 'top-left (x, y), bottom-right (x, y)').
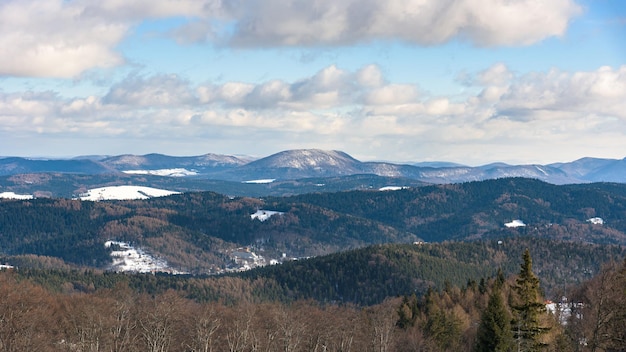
top-left (511, 249), bottom-right (550, 351)
top-left (475, 285), bottom-right (514, 352)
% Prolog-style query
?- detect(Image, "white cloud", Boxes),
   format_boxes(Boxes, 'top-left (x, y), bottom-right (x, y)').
top-left (356, 65), bottom-right (385, 88)
top-left (220, 0), bottom-right (582, 47)
top-left (103, 74), bottom-right (197, 107)
top-left (0, 0), bottom-right (581, 78)
top-left (0, 0), bottom-right (225, 78)
top-left (3, 63), bottom-right (626, 164)
top-left (364, 84), bottom-right (419, 105)
top-left (476, 63), bottom-right (514, 86)
top-left (0, 0), bottom-right (127, 78)
top-left (218, 82), bottom-right (256, 104)
top-left (495, 65), bottom-right (626, 120)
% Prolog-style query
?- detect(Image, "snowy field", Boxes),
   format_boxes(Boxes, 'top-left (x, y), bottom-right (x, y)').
top-left (243, 179), bottom-right (276, 184)
top-left (0, 191), bottom-right (34, 199)
top-left (105, 240), bottom-right (183, 274)
top-left (78, 185), bottom-right (180, 201)
top-left (122, 168), bottom-right (198, 177)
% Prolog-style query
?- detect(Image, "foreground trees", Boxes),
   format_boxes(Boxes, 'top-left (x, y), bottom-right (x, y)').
top-left (474, 285), bottom-right (514, 352)
top-left (0, 249), bottom-right (624, 351)
top-left (511, 249), bottom-right (551, 351)
top-left (568, 259), bottom-right (626, 351)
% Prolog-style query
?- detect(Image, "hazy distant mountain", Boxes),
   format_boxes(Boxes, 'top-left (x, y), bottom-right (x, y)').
top-left (2, 150), bottom-right (626, 191)
top-left (548, 157), bottom-right (617, 179)
top-left (413, 161), bottom-right (467, 168)
top-left (557, 157), bottom-right (626, 183)
top-left (218, 149), bottom-right (364, 180)
top-left (0, 157), bottom-right (116, 176)
top-left (101, 153), bottom-right (247, 173)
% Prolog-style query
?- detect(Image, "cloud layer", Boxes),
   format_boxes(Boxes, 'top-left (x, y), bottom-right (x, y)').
top-left (0, 0), bottom-right (581, 78)
top-left (2, 63), bottom-right (625, 163)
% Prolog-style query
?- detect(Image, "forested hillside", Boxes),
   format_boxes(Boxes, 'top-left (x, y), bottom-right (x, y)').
top-left (9, 237), bottom-right (625, 307)
top-left (272, 178), bottom-right (626, 242)
top-left (236, 237), bottom-right (626, 305)
top-left (2, 178), bottom-right (626, 274)
top-left (0, 192), bottom-right (417, 272)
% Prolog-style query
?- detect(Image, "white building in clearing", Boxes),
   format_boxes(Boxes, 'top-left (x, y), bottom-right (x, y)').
top-left (586, 217), bottom-right (604, 225)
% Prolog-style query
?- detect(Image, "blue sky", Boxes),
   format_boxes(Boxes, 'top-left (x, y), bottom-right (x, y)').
top-left (0, 0), bottom-right (625, 165)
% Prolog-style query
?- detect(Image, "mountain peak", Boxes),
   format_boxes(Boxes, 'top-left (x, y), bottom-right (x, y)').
top-left (248, 149), bottom-right (360, 170)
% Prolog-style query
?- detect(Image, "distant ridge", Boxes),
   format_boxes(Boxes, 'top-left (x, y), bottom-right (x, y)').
top-left (2, 149), bottom-right (626, 185)
top-left (101, 153), bottom-right (247, 171)
top-left (0, 157), bottom-right (116, 175)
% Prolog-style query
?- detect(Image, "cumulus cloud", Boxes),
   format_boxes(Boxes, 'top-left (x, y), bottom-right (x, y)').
top-left (0, 0), bottom-right (127, 78)
top-left (0, 0), bottom-right (224, 78)
top-left (0, 0), bottom-right (581, 78)
top-left (220, 0), bottom-right (581, 47)
top-left (103, 74), bottom-right (198, 107)
top-left (364, 84), bottom-right (419, 105)
top-left (3, 63), bottom-right (626, 163)
top-left (495, 65), bottom-right (626, 120)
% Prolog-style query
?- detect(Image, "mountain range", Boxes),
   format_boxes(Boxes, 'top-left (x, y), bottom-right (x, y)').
top-left (2, 149), bottom-right (626, 198)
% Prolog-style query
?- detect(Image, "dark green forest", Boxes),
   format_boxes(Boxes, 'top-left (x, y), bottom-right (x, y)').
top-left (270, 178), bottom-right (626, 242)
top-left (7, 237), bottom-right (626, 307)
top-left (2, 178), bottom-right (626, 274)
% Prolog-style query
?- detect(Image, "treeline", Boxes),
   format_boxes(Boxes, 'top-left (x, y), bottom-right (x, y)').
top-left (1, 250), bottom-right (625, 351)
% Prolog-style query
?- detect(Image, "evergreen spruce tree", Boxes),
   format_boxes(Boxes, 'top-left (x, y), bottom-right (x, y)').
top-left (511, 249), bottom-right (550, 351)
top-left (474, 286), bottom-right (514, 352)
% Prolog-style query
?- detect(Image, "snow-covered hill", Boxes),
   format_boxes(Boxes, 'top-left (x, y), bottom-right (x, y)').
top-left (78, 185), bottom-right (179, 201)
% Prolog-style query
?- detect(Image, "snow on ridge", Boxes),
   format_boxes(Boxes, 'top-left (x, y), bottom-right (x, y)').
top-left (251, 209), bottom-right (284, 221)
top-left (123, 168), bottom-right (198, 177)
top-left (79, 185), bottom-right (180, 201)
top-left (0, 192), bottom-right (33, 200)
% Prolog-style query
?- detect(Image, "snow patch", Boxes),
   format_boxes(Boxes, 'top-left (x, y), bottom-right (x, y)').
top-left (379, 186), bottom-right (408, 191)
top-left (105, 241), bottom-right (183, 274)
top-left (243, 179), bottom-right (276, 184)
top-left (79, 186), bottom-right (180, 201)
top-left (251, 209), bottom-right (284, 222)
top-left (0, 192), bottom-right (33, 200)
top-left (122, 168), bottom-right (198, 177)
top-left (586, 217), bottom-right (604, 225)
top-left (505, 219), bottom-right (526, 228)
